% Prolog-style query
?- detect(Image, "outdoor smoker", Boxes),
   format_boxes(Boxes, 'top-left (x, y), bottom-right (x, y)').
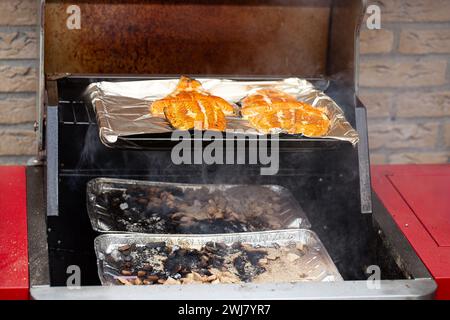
top-left (26, 0), bottom-right (437, 299)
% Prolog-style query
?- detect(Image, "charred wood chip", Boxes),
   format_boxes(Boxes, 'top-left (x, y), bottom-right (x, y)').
top-left (137, 271), bottom-right (147, 277)
top-left (147, 275), bottom-right (159, 282)
top-left (206, 274), bottom-right (217, 282)
top-left (201, 269), bottom-right (212, 277)
top-left (216, 242), bottom-right (227, 250)
top-left (232, 248), bottom-right (267, 282)
top-left (117, 277), bottom-right (132, 285)
top-left (142, 263), bottom-right (153, 271)
top-left (233, 256), bottom-right (246, 277)
top-left (118, 244), bottom-right (131, 252)
top-left (136, 246), bottom-right (145, 253)
top-left (232, 242), bottom-right (243, 250)
top-left (204, 242), bottom-right (217, 253)
top-left (246, 249), bottom-right (267, 266)
top-left (121, 270), bottom-right (132, 276)
top-left (199, 256), bottom-right (209, 268)
top-left (164, 249), bottom-right (202, 274)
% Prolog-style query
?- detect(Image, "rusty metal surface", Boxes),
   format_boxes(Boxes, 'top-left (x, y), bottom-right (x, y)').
top-left (45, 0), bottom-right (331, 76)
top-left (328, 0), bottom-right (366, 90)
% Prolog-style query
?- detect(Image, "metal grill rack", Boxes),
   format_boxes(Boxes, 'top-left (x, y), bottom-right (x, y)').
top-left (56, 78), bottom-right (347, 150)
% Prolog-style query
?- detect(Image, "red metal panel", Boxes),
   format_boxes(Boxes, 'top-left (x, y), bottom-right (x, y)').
top-left (389, 174), bottom-right (450, 247)
top-left (372, 164), bottom-right (450, 300)
top-left (0, 166), bottom-right (29, 300)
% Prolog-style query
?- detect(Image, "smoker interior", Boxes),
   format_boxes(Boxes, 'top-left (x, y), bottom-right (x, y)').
top-left (42, 76), bottom-right (412, 286)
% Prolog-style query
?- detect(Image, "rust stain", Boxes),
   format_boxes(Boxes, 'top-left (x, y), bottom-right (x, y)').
top-left (45, 0), bottom-right (331, 76)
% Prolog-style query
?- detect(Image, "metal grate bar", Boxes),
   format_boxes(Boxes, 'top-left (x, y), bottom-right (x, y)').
top-left (59, 100), bottom-right (95, 125)
top-left (71, 101), bottom-right (77, 124)
top-left (84, 102), bottom-right (92, 123)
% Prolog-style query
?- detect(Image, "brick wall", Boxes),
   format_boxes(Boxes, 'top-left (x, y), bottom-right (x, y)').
top-left (0, 0), bottom-right (38, 165)
top-left (360, 0), bottom-right (450, 164)
top-left (0, 0), bottom-right (448, 164)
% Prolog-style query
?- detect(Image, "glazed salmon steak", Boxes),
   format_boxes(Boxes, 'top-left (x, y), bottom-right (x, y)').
top-left (150, 76), bottom-right (234, 131)
top-left (241, 89), bottom-right (330, 136)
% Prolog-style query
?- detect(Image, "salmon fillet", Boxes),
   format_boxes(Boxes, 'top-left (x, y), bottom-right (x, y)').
top-left (150, 76), bottom-right (234, 131)
top-left (242, 89), bottom-right (330, 136)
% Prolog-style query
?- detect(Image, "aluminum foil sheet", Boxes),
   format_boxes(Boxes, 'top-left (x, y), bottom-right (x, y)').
top-left (94, 229), bottom-right (343, 286)
top-left (85, 78), bottom-right (359, 147)
top-left (87, 178), bottom-right (311, 234)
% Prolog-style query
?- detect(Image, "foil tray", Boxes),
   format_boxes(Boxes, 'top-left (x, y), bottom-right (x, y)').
top-left (87, 178), bottom-right (311, 234)
top-left (94, 229), bottom-right (343, 286)
top-left (85, 77), bottom-right (359, 148)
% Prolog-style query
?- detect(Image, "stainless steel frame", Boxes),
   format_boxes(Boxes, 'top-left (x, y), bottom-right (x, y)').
top-left (31, 0), bottom-right (437, 299)
top-left (30, 280), bottom-right (436, 300)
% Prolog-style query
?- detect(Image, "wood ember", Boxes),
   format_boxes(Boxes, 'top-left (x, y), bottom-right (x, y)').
top-left (97, 184), bottom-right (295, 234)
top-left (104, 241), bottom-right (312, 286)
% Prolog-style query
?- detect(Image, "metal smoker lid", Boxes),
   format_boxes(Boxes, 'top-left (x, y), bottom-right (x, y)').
top-left (42, 0), bottom-right (365, 82)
